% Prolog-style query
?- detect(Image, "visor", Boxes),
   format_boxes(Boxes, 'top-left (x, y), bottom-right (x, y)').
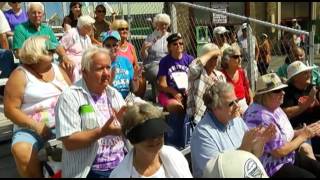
top-left (126, 117), bottom-right (172, 144)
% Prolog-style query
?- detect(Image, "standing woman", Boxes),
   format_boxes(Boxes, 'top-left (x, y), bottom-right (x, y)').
top-left (141, 13), bottom-right (171, 102)
top-left (62, 2), bottom-right (82, 33)
top-left (110, 103), bottom-right (192, 178)
top-left (112, 19), bottom-right (146, 98)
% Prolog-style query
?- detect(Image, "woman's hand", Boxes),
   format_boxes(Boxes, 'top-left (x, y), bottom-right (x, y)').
top-left (33, 122), bottom-right (53, 141)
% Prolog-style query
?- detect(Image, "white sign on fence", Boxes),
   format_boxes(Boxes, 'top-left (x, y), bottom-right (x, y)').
top-left (212, 2), bottom-right (228, 24)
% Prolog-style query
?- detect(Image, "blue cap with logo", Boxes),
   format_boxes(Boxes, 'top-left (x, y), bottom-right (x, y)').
top-left (100, 31), bottom-right (121, 43)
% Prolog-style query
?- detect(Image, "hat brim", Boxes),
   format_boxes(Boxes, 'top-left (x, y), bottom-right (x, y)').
top-left (287, 66), bottom-right (315, 81)
top-left (255, 84), bottom-right (288, 95)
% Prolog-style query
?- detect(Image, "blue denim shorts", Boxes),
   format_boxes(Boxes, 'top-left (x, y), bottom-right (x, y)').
top-left (11, 129), bottom-right (55, 151)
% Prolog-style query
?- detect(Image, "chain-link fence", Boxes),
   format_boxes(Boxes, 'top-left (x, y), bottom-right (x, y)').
top-left (170, 2), bottom-right (314, 90)
top-left (25, 2), bottom-right (316, 90)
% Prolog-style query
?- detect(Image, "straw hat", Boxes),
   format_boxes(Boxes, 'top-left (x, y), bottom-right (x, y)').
top-left (255, 73), bottom-right (287, 95)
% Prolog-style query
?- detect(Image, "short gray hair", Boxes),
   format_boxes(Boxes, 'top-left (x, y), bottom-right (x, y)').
top-left (221, 46), bottom-right (240, 69)
top-left (203, 81), bottom-right (234, 109)
top-left (81, 47), bottom-right (110, 72)
top-left (153, 13), bottom-right (171, 27)
top-left (77, 15), bottom-right (95, 28)
top-left (27, 2), bottom-right (44, 13)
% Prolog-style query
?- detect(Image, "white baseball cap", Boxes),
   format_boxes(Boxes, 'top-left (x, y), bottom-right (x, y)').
top-left (213, 26), bottom-right (229, 35)
top-left (203, 150), bottom-right (269, 178)
top-left (287, 61), bottom-right (314, 81)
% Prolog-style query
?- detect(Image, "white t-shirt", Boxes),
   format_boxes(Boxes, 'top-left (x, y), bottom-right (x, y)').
top-left (0, 10), bottom-right (10, 34)
top-left (131, 165), bottom-right (166, 178)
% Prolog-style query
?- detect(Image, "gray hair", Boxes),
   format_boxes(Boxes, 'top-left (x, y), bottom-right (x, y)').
top-left (19, 36), bottom-right (49, 65)
top-left (27, 2), bottom-right (44, 13)
top-left (121, 102), bottom-right (166, 137)
top-left (81, 47), bottom-right (110, 72)
top-left (153, 13), bottom-right (171, 27)
top-left (203, 81), bottom-right (234, 109)
top-left (221, 46), bottom-right (240, 69)
top-left (77, 15), bottom-right (95, 28)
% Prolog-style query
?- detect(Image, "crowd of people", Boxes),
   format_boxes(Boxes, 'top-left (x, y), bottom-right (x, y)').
top-left (1, 2), bottom-right (320, 178)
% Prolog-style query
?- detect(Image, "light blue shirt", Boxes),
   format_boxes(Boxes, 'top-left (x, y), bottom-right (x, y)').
top-left (111, 56), bottom-right (134, 99)
top-left (190, 110), bottom-right (249, 177)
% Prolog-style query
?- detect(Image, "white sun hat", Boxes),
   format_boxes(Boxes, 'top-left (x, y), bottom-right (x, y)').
top-left (203, 150), bottom-right (269, 178)
top-left (287, 61), bottom-right (314, 81)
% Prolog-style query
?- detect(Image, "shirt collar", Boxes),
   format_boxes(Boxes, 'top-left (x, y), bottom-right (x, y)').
top-left (27, 20), bottom-right (43, 31)
top-left (207, 110), bottom-right (232, 131)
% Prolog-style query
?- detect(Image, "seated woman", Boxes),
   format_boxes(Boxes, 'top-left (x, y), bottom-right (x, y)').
top-left (281, 61), bottom-right (320, 154)
top-left (141, 13), bottom-right (171, 102)
top-left (4, 36), bottom-right (71, 177)
top-left (244, 73), bottom-right (320, 178)
top-left (110, 102), bottom-right (192, 178)
top-left (221, 46), bottom-right (253, 113)
top-left (101, 30), bottom-right (140, 99)
top-left (157, 33), bottom-right (194, 114)
top-left (112, 19), bottom-right (146, 98)
top-left (60, 15), bottom-right (95, 83)
top-left (62, 2), bottom-right (82, 33)
top-left (91, 4), bottom-right (115, 46)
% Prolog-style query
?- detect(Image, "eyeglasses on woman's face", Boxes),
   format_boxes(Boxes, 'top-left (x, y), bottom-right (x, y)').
top-left (118, 27), bottom-right (129, 31)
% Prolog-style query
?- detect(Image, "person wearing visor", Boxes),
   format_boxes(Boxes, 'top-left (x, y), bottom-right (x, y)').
top-left (110, 103), bottom-right (192, 178)
top-left (244, 73), bottom-right (320, 178)
top-left (101, 30), bottom-right (140, 99)
top-left (4, 36), bottom-right (71, 177)
top-left (190, 81), bottom-right (276, 178)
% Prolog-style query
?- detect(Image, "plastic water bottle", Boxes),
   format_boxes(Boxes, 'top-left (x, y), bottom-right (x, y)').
top-left (79, 104), bottom-right (98, 130)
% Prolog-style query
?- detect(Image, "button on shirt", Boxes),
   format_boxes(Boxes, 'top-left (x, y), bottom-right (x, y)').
top-left (190, 111), bottom-right (248, 177)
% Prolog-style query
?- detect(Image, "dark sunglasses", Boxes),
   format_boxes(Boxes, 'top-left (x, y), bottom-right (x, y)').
top-left (104, 43), bottom-right (118, 48)
top-left (97, 10), bottom-right (106, 13)
top-left (228, 99), bottom-right (239, 107)
top-left (232, 55), bottom-right (242, 59)
top-left (118, 27), bottom-right (129, 31)
top-left (271, 89), bottom-right (283, 94)
top-left (172, 42), bottom-right (184, 46)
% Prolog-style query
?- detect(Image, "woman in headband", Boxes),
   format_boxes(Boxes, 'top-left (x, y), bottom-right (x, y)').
top-left (110, 103), bottom-right (192, 178)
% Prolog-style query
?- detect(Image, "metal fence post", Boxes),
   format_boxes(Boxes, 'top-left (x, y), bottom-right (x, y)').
top-left (170, 3), bottom-right (178, 33)
top-left (247, 23), bottom-right (255, 91)
top-left (309, 25), bottom-right (315, 66)
top-left (127, 2), bottom-right (132, 43)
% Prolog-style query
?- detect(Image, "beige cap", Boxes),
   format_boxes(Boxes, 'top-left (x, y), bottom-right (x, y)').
top-left (287, 61), bottom-right (314, 81)
top-left (255, 73), bottom-right (287, 95)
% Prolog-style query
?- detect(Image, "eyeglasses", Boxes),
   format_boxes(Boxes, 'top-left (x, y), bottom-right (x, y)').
top-left (172, 42), bottom-right (184, 46)
top-left (96, 10), bottom-right (106, 13)
top-left (271, 89), bottom-right (283, 94)
top-left (118, 27), bottom-right (129, 31)
top-left (104, 43), bottom-right (118, 48)
top-left (227, 99), bottom-right (239, 107)
top-left (232, 55), bottom-right (242, 59)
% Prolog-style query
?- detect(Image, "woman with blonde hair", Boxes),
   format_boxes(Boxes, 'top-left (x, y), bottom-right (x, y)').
top-left (4, 35), bottom-right (71, 177)
top-left (110, 103), bottom-right (192, 178)
top-left (112, 19), bottom-right (146, 98)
